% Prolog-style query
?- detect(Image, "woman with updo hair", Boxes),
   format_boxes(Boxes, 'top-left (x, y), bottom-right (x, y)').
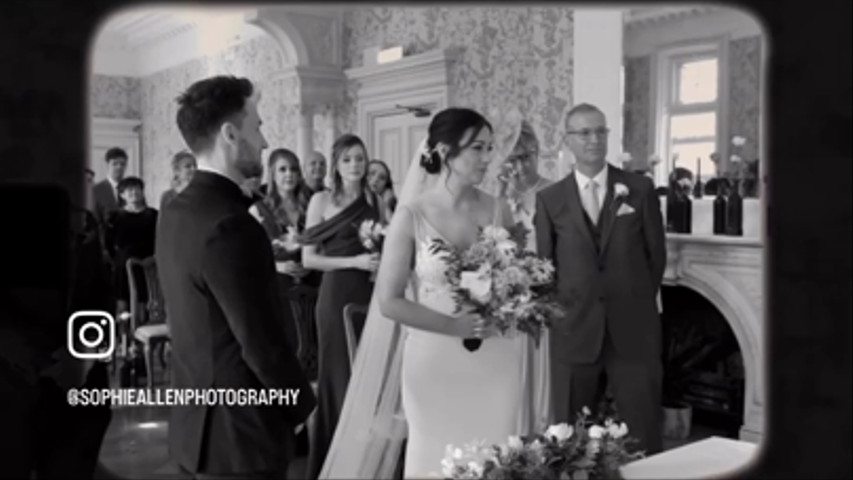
top-left (319, 107), bottom-right (539, 479)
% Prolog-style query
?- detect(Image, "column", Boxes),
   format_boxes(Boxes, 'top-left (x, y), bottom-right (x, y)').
top-left (296, 104), bottom-right (314, 165)
top-left (572, 9), bottom-right (625, 168)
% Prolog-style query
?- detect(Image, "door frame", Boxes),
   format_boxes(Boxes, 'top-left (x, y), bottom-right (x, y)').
top-left (345, 48), bottom-right (452, 156)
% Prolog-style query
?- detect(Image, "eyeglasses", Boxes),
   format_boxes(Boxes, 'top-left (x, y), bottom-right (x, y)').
top-left (565, 128), bottom-right (610, 139)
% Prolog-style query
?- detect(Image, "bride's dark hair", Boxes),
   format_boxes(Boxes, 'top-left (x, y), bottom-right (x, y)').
top-left (420, 108), bottom-right (493, 174)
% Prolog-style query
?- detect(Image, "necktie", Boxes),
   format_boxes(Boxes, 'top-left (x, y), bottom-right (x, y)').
top-left (584, 180), bottom-right (601, 225)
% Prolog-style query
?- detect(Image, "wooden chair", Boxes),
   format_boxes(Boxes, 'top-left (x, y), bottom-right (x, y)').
top-left (126, 256), bottom-right (170, 388)
top-left (285, 284), bottom-right (319, 382)
top-left (342, 303), bottom-right (369, 367)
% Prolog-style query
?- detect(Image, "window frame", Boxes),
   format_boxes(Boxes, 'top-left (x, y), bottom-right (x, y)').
top-left (652, 37), bottom-right (730, 186)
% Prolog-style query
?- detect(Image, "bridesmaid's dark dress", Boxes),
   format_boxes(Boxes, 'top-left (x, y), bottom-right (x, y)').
top-left (106, 207), bottom-right (158, 303)
top-left (304, 194), bottom-right (379, 479)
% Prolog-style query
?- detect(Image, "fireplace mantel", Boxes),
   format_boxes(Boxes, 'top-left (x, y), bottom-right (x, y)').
top-left (663, 233), bottom-right (765, 443)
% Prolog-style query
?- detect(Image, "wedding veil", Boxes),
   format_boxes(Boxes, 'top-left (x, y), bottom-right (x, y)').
top-left (318, 139), bottom-right (434, 479)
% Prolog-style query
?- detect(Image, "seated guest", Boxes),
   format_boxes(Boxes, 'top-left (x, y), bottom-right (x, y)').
top-left (159, 150), bottom-right (197, 209)
top-left (367, 159), bottom-right (397, 218)
top-left (105, 177), bottom-right (158, 319)
top-left (303, 150), bottom-right (328, 196)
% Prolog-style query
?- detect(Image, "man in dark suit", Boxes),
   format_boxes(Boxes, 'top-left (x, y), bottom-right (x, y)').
top-left (92, 147), bottom-right (127, 227)
top-left (535, 103), bottom-right (666, 454)
top-left (156, 75), bottom-right (316, 479)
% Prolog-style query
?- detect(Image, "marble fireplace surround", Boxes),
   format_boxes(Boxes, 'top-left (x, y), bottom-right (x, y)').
top-left (663, 233), bottom-right (765, 443)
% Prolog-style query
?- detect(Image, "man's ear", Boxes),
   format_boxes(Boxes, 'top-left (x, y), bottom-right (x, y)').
top-left (220, 122), bottom-right (238, 147)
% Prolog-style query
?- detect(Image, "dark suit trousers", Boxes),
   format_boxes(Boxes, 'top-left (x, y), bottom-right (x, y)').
top-left (553, 331), bottom-right (663, 455)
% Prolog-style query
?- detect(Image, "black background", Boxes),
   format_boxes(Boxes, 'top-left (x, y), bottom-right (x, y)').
top-left (1, 0), bottom-right (850, 477)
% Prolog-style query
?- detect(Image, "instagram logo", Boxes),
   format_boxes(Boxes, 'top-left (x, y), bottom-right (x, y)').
top-left (67, 311), bottom-right (115, 359)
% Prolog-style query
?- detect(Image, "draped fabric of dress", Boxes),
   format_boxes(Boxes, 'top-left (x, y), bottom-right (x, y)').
top-left (303, 194), bottom-right (379, 479)
top-left (400, 204), bottom-right (525, 477)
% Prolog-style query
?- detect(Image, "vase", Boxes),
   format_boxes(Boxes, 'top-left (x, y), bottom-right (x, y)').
top-left (725, 181), bottom-right (744, 236)
top-left (713, 191), bottom-right (728, 234)
top-left (661, 403), bottom-right (693, 441)
top-left (682, 195), bottom-right (692, 234)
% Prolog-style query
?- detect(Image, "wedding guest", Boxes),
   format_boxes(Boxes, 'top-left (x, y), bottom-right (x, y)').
top-left (92, 147), bottom-right (128, 228)
top-left (159, 150), bottom-right (197, 210)
top-left (302, 134), bottom-right (381, 479)
top-left (498, 120), bottom-right (553, 252)
top-left (535, 103), bottom-right (666, 454)
top-left (303, 150), bottom-right (328, 195)
top-left (157, 75), bottom-right (315, 479)
top-left (105, 177), bottom-right (158, 319)
top-left (496, 119), bottom-right (554, 432)
top-left (93, 147), bottom-right (127, 267)
top-left (249, 148), bottom-right (313, 346)
top-left (368, 159), bottom-right (398, 217)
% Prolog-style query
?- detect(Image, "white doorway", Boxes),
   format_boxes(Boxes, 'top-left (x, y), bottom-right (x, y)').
top-left (371, 111), bottom-right (431, 191)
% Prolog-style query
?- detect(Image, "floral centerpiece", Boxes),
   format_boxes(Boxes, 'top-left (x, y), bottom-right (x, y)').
top-left (358, 219), bottom-right (386, 280)
top-left (429, 223), bottom-right (565, 350)
top-left (441, 407), bottom-right (645, 480)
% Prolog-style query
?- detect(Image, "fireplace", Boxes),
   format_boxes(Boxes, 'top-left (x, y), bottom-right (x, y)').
top-left (663, 234), bottom-right (764, 443)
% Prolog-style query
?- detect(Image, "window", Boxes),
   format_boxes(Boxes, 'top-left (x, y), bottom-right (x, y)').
top-left (654, 41), bottom-right (727, 187)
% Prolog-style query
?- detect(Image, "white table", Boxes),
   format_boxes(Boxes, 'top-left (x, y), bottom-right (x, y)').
top-left (620, 436), bottom-right (759, 479)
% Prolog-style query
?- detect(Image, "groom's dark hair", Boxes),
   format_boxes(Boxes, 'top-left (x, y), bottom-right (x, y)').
top-left (176, 76), bottom-right (254, 155)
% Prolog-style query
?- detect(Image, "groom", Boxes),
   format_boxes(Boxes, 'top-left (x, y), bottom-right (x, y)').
top-left (534, 103), bottom-right (666, 454)
top-left (157, 75), bottom-right (316, 478)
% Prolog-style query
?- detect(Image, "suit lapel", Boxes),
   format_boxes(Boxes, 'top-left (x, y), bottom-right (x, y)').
top-left (599, 165), bottom-right (622, 258)
top-left (562, 174), bottom-right (596, 249)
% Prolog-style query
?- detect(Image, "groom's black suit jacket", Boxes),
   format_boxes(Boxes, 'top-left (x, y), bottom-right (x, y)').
top-left (156, 171), bottom-right (316, 475)
top-left (535, 165), bottom-right (666, 365)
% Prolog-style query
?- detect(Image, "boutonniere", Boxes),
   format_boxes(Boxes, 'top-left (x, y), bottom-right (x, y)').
top-left (614, 183), bottom-right (629, 201)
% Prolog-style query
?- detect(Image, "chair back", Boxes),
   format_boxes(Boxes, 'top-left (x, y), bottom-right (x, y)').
top-left (126, 256), bottom-right (166, 330)
top-left (285, 284), bottom-right (319, 381)
top-left (342, 303), bottom-right (369, 367)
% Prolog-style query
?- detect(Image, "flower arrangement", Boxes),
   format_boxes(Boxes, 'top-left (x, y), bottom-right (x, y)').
top-left (358, 219), bottom-right (386, 253)
top-left (428, 223), bottom-right (565, 348)
top-left (441, 408), bottom-right (645, 480)
top-left (358, 219), bottom-right (386, 280)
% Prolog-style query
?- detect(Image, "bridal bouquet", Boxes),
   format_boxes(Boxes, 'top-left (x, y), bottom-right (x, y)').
top-left (429, 223), bottom-right (565, 349)
top-left (358, 219), bottom-right (386, 280)
top-left (441, 408), bottom-right (645, 480)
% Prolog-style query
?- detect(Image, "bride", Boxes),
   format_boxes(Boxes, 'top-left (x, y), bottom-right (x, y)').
top-left (319, 108), bottom-right (550, 479)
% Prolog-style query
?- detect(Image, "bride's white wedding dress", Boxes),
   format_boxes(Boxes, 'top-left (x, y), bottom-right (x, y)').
top-left (402, 204), bottom-right (525, 477)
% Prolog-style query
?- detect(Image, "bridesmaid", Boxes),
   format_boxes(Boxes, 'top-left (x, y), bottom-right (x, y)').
top-left (367, 159), bottom-right (398, 219)
top-left (249, 148), bottom-right (312, 350)
top-left (302, 134), bottom-right (382, 479)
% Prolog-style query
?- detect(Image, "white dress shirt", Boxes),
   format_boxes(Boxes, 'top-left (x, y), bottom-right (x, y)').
top-left (574, 165), bottom-right (608, 207)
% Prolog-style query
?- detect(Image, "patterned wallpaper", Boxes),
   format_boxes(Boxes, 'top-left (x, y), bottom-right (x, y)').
top-left (622, 55), bottom-right (651, 169)
top-left (622, 36), bottom-right (763, 178)
top-left (341, 7), bottom-right (575, 183)
top-left (729, 36), bottom-right (762, 163)
top-left (90, 75), bottom-right (141, 119)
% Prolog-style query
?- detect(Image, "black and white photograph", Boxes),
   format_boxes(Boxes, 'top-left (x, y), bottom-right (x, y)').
top-left (3, 2), bottom-right (848, 480)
